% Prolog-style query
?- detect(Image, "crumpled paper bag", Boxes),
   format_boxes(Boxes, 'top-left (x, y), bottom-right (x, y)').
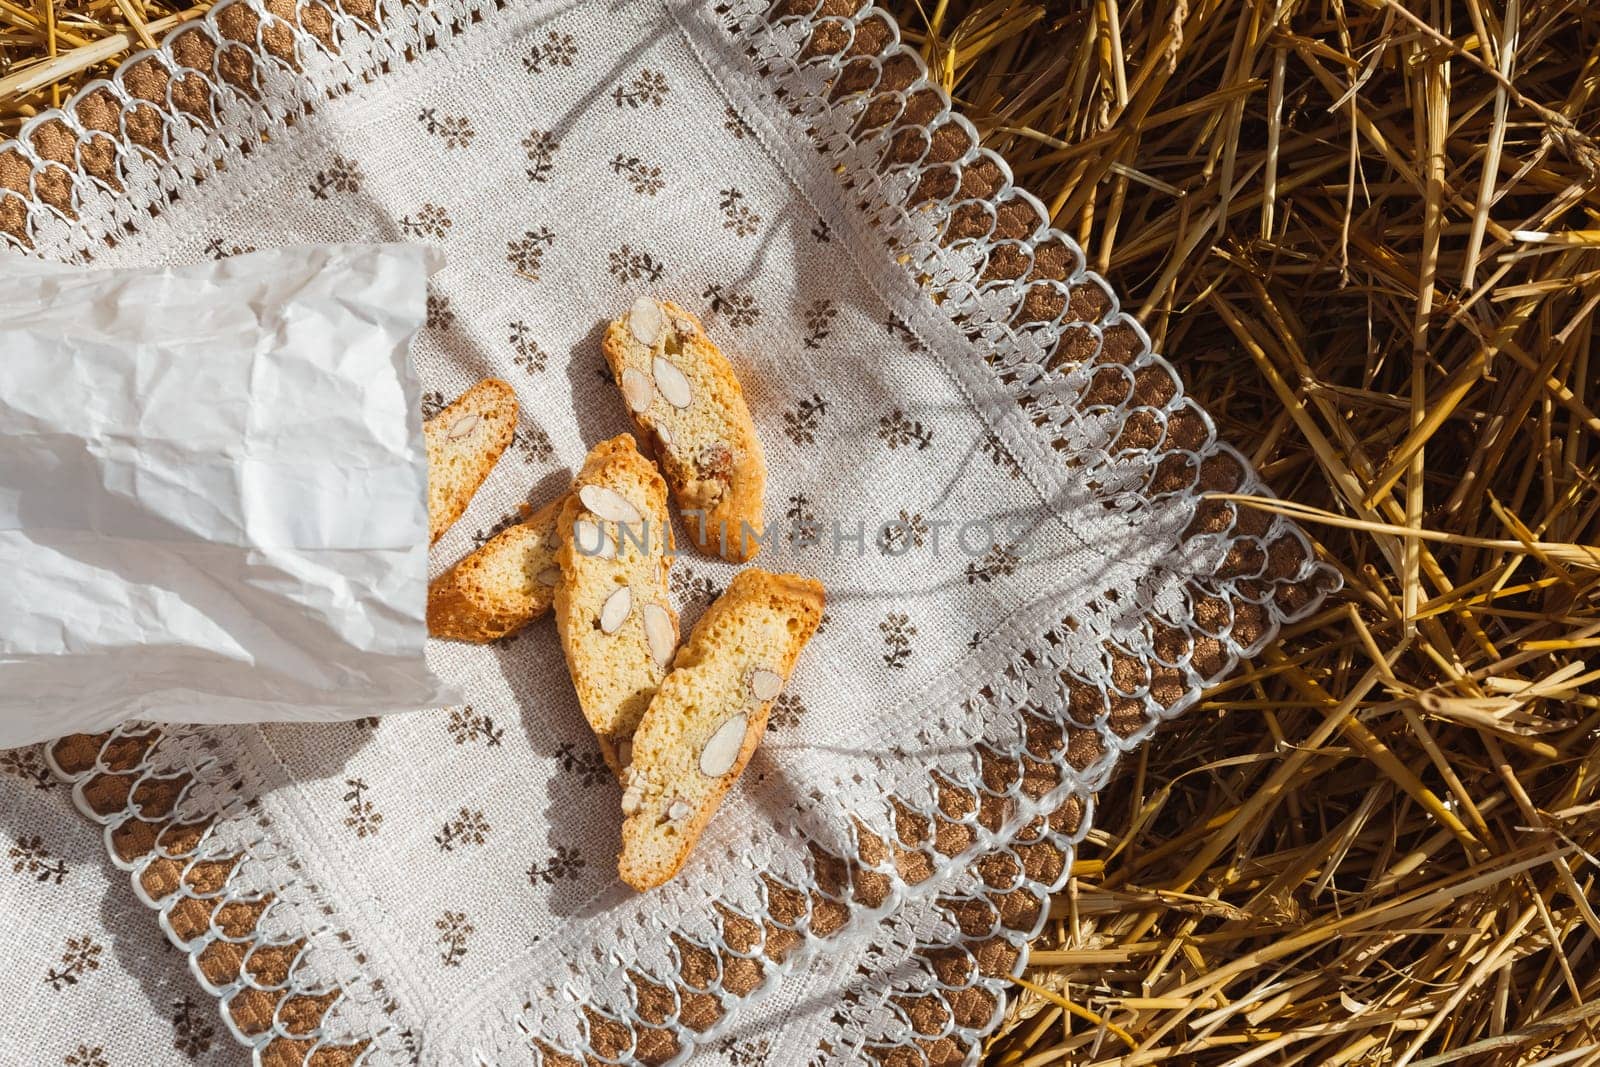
top-left (0, 243), bottom-right (458, 747)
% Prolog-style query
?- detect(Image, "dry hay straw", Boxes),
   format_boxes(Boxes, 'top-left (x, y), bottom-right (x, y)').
top-left (6, 0), bottom-right (1600, 1064)
top-left (886, 0), bottom-right (1600, 1064)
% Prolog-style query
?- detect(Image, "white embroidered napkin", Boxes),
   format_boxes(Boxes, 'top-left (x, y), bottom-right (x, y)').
top-left (0, 0), bottom-right (1334, 1063)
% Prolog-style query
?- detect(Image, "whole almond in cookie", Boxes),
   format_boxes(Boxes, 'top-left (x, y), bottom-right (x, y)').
top-left (602, 298), bottom-right (767, 562)
top-left (618, 569), bottom-right (825, 891)
top-left (553, 435), bottom-right (680, 777)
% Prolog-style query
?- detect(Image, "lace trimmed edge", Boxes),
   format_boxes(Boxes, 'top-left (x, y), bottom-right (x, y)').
top-left (6, 0), bottom-right (1341, 1062)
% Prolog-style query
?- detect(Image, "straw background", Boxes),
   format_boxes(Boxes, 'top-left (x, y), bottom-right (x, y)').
top-left (5, 1), bottom-right (1600, 1064)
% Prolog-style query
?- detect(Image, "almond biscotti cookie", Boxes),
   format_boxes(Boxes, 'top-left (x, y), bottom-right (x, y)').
top-left (618, 569), bottom-right (825, 891)
top-left (427, 492), bottom-right (568, 642)
top-left (553, 435), bottom-right (680, 776)
top-left (425, 379), bottom-right (518, 543)
top-left (602, 297), bottom-right (766, 562)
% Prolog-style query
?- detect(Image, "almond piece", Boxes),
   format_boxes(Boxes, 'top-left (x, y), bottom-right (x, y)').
top-left (630, 296), bottom-right (665, 346)
top-left (600, 586), bottom-right (632, 634)
top-left (665, 796), bottom-right (691, 821)
top-left (642, 604), bottom-right (675, 667)
top-left (699, 714), bottom-right (748, 778)
top-left (446, 413), bottom-right (481, 439)
top-left (536, 566), bottom-right (562, 587)
top-left (620, 368), bottom-right (653, 413)
top-left (616, 739), bottom-right (633, 769)
top-left (621, 781), bottom-right (644, 816)
top-left (653, 357), bottom-right (693, 409)
top-left (748, 667), bottom-right (783, 702)
top-left (579, 484), bottom-right (643, 524)
top-left (572, 519), bottom-right (616, 560)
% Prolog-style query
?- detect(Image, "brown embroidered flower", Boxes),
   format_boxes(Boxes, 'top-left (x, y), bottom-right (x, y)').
top-left (523, 30), bottom-right (577, 73)
top-left (880, 612), bottom-right (916, 669)
top-left (878, 410), bottom-right (934, 451)
top-left (610, 154), bottom-right (665, 196)
top-left (172, 995), bottom-right (215, 1056)
top-left (608, 244), bottom-right (665, 283)
top-left (783, 394), bottom-right (829, 446)
top-left (418, 108), bottom-right (476, 148)
top-left (447, 705), bottom-right (504, 746)
top-left (45, 936), bottom-right (103, 990)
top-left (400, 204), bottom-right (452, 240)
top-left (523, 129), bottom-right (559, 183)
top-left (613, 69), bottom-right (669, 108)
top-left (718, 187), bottom-right (762, 237)
top-left (436, 911), bottom-right (473, 966)
top-left (342, 778), bottom-right (382, 838)
top-left (309, 155), bottom-right (362, 199)
top-left (702, 283), bottom-right (761, 327)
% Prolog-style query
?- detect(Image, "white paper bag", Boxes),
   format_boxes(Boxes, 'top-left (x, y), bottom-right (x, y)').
top-left (0, 243), bottom-right (458, 747)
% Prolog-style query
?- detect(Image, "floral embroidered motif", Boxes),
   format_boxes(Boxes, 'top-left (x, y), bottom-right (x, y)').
top-left (785, 493), bottom-right (820, 547)
top-left (877, 510), bottom-right (928, 555)
top-left (436, 911), bottom-right (473, 966)
top-left (418, 108), bottom-right (476, 148)
top-left (880, 612), bottom-right (916, 669)
top-left (507, 227), bottom-right (555, 279)
top-left (63, 1047), bottom-right (107, 1067)
top-left (767, 692), bottom-right (808, 733)
top-left (171, 995), bottom-right (215, 1056)
top-left (9, 834), bottom-right (67, 884)
top-left (447, 705), bottom-right (505, 747)
top-left (522, 29), bottom-right (577, 73)
top-left (966, 542), bottom-right (1022, 584)
top-left (342, 778), bottom-right (382, 838)
top-left (610, 154), bottom-right (665, 196)
top-left (528, 845), bottom-right (586, 884)
top-left (885, 314), bottom-right (927, 352)
top-left (718, 187), bottom-right (761, 237)
top-left (419, 390), bottom-right (446, 420)
top-left (802, 299), bottom-right (836, 349)
top-left (0, 747), bottom-right (54, 790)
top-left (426, 291), bottom-right (455, 331)
top-left (723, 104), bottom-right (752, 139)
top-left (878, 410), bottom-right (933, 451)
top-left (401, 204), bottom-right (452, 240)
top-left (435, 808), bottom-right (492, 851)
top-left (670, 564), bottom-right (722, 606)
top-left (982, 431), bottom-right (1024, 479)
top-left (555, 741), bottom-right (609, 786)
top-left (308, 155), bottom-right (362, 199)
top-left (202, 237), bottom-right (255, 259)
top-left (609, 244), bottom-right (665, 283)
top-left (702, 283), bottom-right (760, 327)
top-left (508, 321), bottom-right (547, 374)
top-left (523, 129), bottom-right (559, 183)
top-left (613, 69), bottom-right (669, 108)
top-left (44, 936), bottom-right (102, 990)
top-left (514, 425), bottom-right (555, 465)
top-left (783, 394), bottom-right (829, 445)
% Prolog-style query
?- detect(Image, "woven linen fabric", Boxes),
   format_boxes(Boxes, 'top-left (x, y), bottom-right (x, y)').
top-left (0, 0), bottom-right (1337, 1063)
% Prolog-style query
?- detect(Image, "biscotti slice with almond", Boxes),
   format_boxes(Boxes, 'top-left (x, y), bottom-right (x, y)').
top-left (427, 492), bottom-right (568, 642)
top-left (425, 378), bottom-right (518, 544)
top-left (553, 435), bottom-right (681, 776)
top-left (618, 569), bottom-right (825, 891)
top-left (602, 297), bottom-right (766, 562)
